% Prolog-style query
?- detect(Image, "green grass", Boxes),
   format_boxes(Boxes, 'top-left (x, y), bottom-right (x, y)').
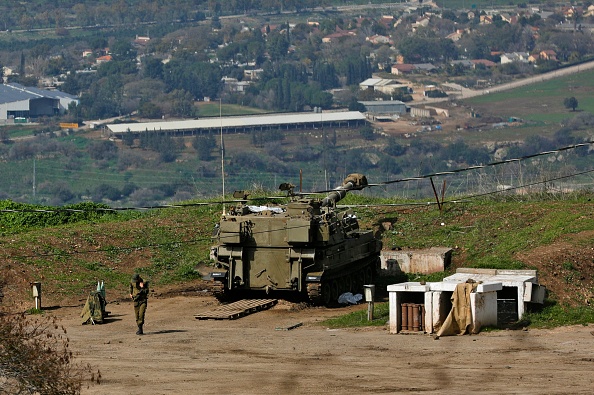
top-left (321, 302), bottom-right (389, 328)
top-left (465, 68), bottom-right (594, 123)
top-left (197, 103), bottom-right (270, 117)
top-left (524, 301), bottom-right (594, 328)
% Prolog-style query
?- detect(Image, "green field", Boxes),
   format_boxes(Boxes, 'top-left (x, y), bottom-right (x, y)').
top-left (464, 68), bottom-right (594, 124)
top-left (197, 103), bottom-right (270, 117)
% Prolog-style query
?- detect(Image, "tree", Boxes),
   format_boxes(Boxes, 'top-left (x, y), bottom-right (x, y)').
top-left (564, 96), bottom-right (578, 111)
top-left (193, 134), bottom-right (216, 161)
top-left (122, 131), bottom-right (135, 147)
top-left (359, 125), bottom-right (375, 141)
top-left (266, 32), bottom-right (290, 60)
top-left (88, 140), bottom-right (118, 161)
top-left (143, 57), bottom-right (164, 79)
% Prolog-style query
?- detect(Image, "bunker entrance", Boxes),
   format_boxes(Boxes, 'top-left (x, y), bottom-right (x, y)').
top-left (497, 286), bottom-right (518, 325)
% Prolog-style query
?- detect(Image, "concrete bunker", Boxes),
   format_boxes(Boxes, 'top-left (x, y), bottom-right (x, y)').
top-left (381, 247), bottom-right (452, 274)
top-left (388, 268), bottom-right (546, 334)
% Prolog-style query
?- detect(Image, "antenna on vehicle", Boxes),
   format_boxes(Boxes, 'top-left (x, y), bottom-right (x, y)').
top-left (220, 98), bottom-right (226, 216)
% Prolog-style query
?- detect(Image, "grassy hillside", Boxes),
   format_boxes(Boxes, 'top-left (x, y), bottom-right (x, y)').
top-left (1, 192), bottom-right (594, 327)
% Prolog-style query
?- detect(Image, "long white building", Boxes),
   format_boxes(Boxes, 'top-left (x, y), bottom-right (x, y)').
top-left (106, 111), bottom-right (368, 137)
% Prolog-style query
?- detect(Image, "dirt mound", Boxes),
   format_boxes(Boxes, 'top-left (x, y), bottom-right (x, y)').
top-left (516, 230), bottom-right (594, 306)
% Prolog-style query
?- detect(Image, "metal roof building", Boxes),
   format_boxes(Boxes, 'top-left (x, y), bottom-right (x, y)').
top-left (106, 111), bottom-right (367, 137)
top-left (358, 100), bottom-right (408, 115)
top-left (0, 83), bottom-right (79, 120)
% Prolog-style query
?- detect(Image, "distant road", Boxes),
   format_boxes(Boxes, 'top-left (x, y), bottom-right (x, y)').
top-left (441, 60), bottom-right (594, 101)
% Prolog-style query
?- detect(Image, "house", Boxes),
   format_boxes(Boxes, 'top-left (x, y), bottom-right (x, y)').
top-left (359, 78), bottom-right (411, 95)
top-left (413, 63), bottom-right (437, 73)
top-left (82, 50), bottom-right (93, 58)
top-left (378, 15), bottom-right (395, 27)
top-left (528, 53), bottom-right (540, 63)
top-left (500, 13), bottom-right (518, 24)
top-left (96, 55), bottom-right (113, 64)
top-left (391, 63), bottom-right (416, 75)
top-left (500, 52), bottom-right (529, 64)
top-left (451, 60), bottom-right (473, 69)
top-left (480, 15), bottom-right (493, 24)
top-left (539, 49), bottom-right (557, 61)
top-left (243, 69), bottom-right (264, 81)
top-left (446, 29), bottom-right (465, 42)
top-left (322, 28), bottom-right (356, 43)
top-left (134, 35), bottom-right (150, 46)
top-left (412, 16), bottom-right (430, 31)
top-left (562, 6), bottom-right (583, 19)
top-left (222, 77), bottom-right (251, 93)
top-left (366, 35), bottom-right (391, 45)
top-left (471, 59), bottom-right (496, 68)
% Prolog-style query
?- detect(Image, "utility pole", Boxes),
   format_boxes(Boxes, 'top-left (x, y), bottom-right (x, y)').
top-left (220, 98), bottom-right (226, 216)
top-left (32, 158), bottom-right (36, 198)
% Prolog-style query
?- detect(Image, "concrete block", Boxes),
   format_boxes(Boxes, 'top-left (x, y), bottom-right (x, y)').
top-left (476, 282), bottom-right (503, 293)
top-left (387, 282), bottom-right (430, 292)
top-left (381, 247), bottom-right (452, 274)
top-left (427, 281), bottom-right (458, 292)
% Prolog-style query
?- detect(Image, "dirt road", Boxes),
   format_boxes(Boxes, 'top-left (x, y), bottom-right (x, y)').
top-left (55, 294), bottom-right (594, 394)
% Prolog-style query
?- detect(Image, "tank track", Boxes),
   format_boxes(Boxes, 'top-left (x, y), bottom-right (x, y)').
top-left (306, 257), bottom-right (378, 306)
top-left (209, 280), bottom-right (228, 300)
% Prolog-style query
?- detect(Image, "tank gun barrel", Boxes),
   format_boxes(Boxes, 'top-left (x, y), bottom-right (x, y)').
top-left (321, 173), bottom-right (368, 207)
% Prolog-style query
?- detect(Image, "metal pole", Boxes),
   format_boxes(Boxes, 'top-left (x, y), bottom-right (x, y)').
top-left (220, 99), bottom-right (226, 215)
top-left (367, 300), bottom-right (374, 321)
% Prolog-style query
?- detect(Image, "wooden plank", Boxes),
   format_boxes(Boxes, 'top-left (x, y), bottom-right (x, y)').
top-left (275, 322), bottom-right (303, 331)
top-left (195, 299), bottom-right (278, 320)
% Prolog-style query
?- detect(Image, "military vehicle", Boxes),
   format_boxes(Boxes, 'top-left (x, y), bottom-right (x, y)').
top-left (209, 174), bottom-right (382, 305)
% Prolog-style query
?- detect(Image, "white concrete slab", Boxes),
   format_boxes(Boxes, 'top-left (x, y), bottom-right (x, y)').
top-left (387, 282), bottom-right (431, 292)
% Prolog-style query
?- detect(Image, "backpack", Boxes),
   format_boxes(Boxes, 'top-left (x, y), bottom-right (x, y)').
top-left (80, 291), bottom-right (106, 325)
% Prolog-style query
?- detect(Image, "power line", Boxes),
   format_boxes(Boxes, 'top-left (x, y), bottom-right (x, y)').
top-left (2, 142), bottom-right (593, 214)
top-left (3, 167), bottom-right (594, 262)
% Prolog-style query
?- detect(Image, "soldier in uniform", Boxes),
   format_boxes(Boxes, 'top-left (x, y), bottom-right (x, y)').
top-left (129, 273), bottom-right (149, 335)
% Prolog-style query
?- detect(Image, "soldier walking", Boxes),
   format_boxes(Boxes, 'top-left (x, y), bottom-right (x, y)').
top-left (129, 273), bottom-right (149, 335)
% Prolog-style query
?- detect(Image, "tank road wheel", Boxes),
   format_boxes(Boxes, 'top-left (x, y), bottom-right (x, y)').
top-left (322, 282), bottom-right (332, 306)
top-left (307, 283), bottom-right (322, 305)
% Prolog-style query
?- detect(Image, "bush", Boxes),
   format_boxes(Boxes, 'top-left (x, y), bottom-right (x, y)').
top-left (0, 298), bottom-right (99, 394)
top-left (88, 140), bottom-right (118, 161)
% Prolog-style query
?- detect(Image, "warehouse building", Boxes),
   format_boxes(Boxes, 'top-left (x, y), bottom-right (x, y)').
top-left (106, 111), bottom-right (368, 137)
top-left (358, 100), bottom-right (408, 116)
top-left (0, 83), bottom-right (79, 120)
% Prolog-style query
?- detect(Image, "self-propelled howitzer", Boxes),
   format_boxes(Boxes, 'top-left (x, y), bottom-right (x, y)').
top-left (209, 174), bottom-right (382, 305)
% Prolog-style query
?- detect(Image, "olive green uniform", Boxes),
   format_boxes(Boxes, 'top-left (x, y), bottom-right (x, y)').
top-left (130, 275), bottom-right (149, 334)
